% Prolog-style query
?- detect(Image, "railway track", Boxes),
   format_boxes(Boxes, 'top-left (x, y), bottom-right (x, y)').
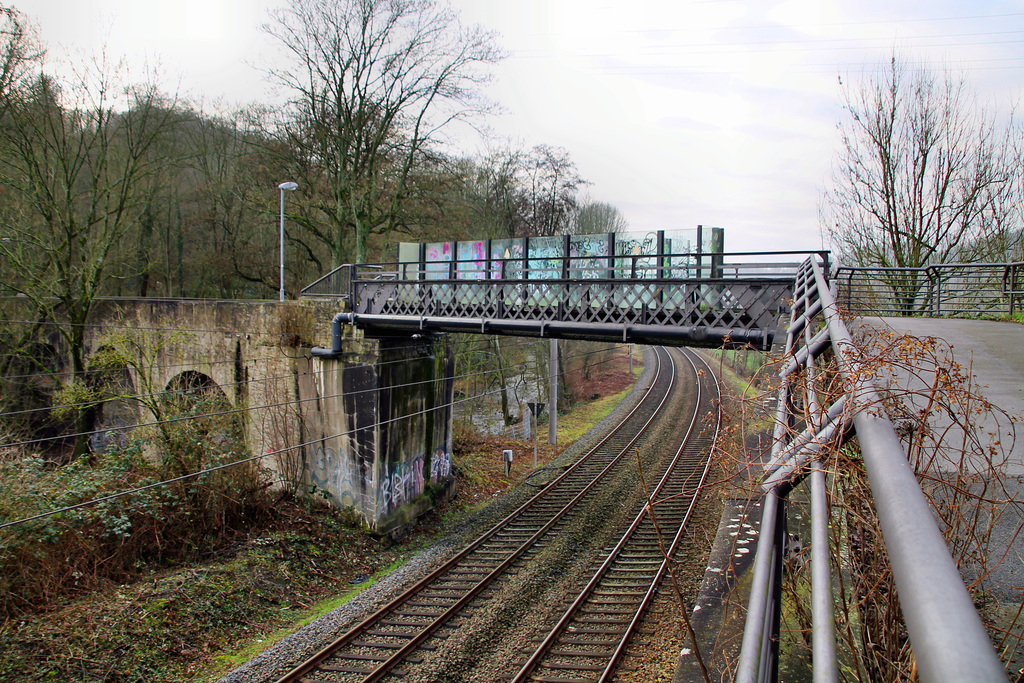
top-left (510, 349), bottom-right (720, 682)
top-left (275, 347), bottom-right (717, 683)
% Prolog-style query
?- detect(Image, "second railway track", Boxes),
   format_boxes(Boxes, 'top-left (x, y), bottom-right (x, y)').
top-left (275, 346), bottom-right (719, 683)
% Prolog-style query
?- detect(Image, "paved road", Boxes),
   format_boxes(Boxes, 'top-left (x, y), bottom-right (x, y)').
top-left (862, 316), bottom-right (1023, 475)
top-left (861, 317), bottom-right (1024, 608)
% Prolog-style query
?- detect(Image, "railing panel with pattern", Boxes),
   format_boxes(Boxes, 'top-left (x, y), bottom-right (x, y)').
top-left (300, 254), bottom-right (819, 348)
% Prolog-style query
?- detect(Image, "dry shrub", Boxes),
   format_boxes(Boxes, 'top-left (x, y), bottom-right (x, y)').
top-left (0, 409), bottom-right (274, 617)
top-left (699, 324), bottom-right (1021, 680)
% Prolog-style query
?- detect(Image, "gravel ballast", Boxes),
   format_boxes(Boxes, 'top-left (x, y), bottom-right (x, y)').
top-left (220, 346), bottom-right (723, 683)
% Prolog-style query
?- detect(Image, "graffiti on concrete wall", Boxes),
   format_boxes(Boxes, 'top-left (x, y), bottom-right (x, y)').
top-left (306, 443), bottom-right (364, 509)
top-left (430, 447), bottom-right (451, 482)
top-left (377, 447), bottom-right (452, 514)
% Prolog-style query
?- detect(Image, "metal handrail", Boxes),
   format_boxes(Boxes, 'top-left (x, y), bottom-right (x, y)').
top-left (300, 250), bottom-right (829, 297)
top-left (300, 264), bottom-right (352, 298)
top-left (836, 262), bottom-right (1019, 318)
top-left (1003, 261), bottom-right (1024, 316)
top-left (737, 256), bottom-right (1005, 682)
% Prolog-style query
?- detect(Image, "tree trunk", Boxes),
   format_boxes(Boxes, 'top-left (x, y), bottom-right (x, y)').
top-left (493, 337), bottom-right (515, 425)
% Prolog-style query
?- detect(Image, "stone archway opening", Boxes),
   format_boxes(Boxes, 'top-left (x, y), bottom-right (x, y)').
top-left (159, 370), bottom-right (244, 475)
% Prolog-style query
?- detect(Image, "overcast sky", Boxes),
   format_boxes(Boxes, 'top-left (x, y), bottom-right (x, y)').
top-left (13, 0), bottom-right (1024, 254)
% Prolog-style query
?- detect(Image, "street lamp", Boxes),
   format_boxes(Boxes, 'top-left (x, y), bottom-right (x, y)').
top-left (278, 181), bottom-right (298, 302)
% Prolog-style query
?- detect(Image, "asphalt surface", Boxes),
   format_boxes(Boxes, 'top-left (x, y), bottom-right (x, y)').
top-left (863, 316), bottom-right (1023, 475)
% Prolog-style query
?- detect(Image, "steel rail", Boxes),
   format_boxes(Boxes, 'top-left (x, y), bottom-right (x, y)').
top-left (509, 348), bottom-right (721, 683)
top-left (275, 348), bottom-right (681, 683)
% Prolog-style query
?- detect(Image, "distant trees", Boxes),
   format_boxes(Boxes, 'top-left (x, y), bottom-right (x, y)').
top-left (0, 2), bottom-right (627, 452)
top-left (575, 199), bottom-right (629, 235)
top-left (429, 144), bottom-right (591, 243)
top-left (822, 56), bottom-right (1023, 268)
top-left (0, 52), bottom-right (180, 454)
top-left (260, 0), bottom-right (503, 266)
top-left (520, 145), bottom-right (588, 237)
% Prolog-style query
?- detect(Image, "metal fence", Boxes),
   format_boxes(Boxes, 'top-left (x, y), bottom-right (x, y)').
top-left (836, 262), bottom-right (1024, 318)
top-left (737, 256), bottom-right (1005, 682)
top-left (299, 252), bottom-right (825, 349)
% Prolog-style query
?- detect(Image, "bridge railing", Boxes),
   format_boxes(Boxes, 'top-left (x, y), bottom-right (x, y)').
top-left (301, 251), bottom-right (823, 296)
top-left (835, 261), bottom-right (1024, 318)
top-left (300, 251), bottom-right (828, 348)
top-left (737, 256), bottom-right (1005, 682)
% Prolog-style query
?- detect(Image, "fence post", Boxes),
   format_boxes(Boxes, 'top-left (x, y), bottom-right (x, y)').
top-left (347, 265), bottom-right (357, 312)
top-left (1010, 264), bottom-right (1019, 317)
top-left (561, 235), bottom-right (570, 280)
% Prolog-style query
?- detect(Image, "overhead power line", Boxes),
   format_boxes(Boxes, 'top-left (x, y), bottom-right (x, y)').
top-left (11, 342), bottom-right (649, 532)
top-left (0, 382), bottom-right (517, 532)
top-left (0, 340), bottom-right (619, 447)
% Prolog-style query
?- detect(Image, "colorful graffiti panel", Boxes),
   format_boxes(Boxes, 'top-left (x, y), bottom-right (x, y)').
top-left (425, 242), bottom-right (452, 280)
top-left (376, 448), bottom-right (453, 515)
top-left (456, 240), bottom-right (486, 280)
top-left (490, 238), bottom-right (524, 280)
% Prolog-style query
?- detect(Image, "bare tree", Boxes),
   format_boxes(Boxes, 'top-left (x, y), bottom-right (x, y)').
top-left (0, 6), bottom-right (40, 109)
top-left (460, 146), bottom-right (529, 239)
top-left (0, 54), bottom-right (179, 455)
top-left (822, 56), bottom-right (1022, 272)
top-left (523, 144), bottom-right (587, 237)
top-left (261, 0), bottom-right (503, 265)
top-left (575, 198), bottom-right (628, 235)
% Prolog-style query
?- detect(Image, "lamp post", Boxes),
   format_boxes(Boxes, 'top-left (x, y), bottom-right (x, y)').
top-left (277, 181), bottom-right (298, 302)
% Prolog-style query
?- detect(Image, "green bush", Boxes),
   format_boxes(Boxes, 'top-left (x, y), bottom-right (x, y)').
top-left (0, 420), bottom-right (273, 616)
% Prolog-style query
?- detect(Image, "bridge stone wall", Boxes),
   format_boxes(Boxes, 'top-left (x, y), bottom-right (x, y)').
top-left (84, 299), bottom-right (455, 535)
top-left (299, 333), bottom-right (455, 533)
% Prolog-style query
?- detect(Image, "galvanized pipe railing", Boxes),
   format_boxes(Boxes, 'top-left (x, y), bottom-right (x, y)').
top-left (837, 262), bottom-right (1022, 318)
top-left (737, 256), bottom-right (1005, 682)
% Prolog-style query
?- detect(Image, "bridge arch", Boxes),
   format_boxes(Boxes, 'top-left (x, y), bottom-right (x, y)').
top-left (161, 370), bottom-right (244, 467)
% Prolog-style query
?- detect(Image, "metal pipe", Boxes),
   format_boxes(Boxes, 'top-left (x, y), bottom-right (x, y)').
top-left (324, 312), bottom-right (772, 348)
top-left (736, 491), bottom-right (780, 683)
top-left (548, 338), bottom-right (558, 444)
top-left (277, 181), bottom-right (298, 302)
top-left (810, 460), bottom-right (838, 683)
top-left (804, 337), bottom-right (838, 683)
top-left (760, 404), bottom-right (848, 490)
top-left (310, 312), bottom-right (351, 358)
top-left (809, 259), bottom-right (1005, 682)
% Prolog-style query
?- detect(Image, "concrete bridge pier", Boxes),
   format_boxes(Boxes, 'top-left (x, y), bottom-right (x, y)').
top-left (299, 330), bottom-right (456, 536)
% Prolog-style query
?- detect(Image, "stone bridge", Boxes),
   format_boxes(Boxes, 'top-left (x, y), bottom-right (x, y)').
top-left (76, 298), bottom-right (455, 536)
